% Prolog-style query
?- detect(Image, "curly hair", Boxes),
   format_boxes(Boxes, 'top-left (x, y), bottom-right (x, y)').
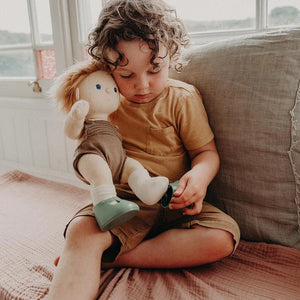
top-left (88, 0), bottom-right (190, 72)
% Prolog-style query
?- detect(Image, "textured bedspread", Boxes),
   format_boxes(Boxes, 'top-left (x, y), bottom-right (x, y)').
top-left (0, 170), bottom-right (299, 300)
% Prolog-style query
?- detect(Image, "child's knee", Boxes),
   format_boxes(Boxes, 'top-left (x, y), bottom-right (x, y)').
top-left (65, 216), bottom-right (111, 249)
top-left (66, 217), bottom-right (96, 240)
top-left (213, 229), bottom-right (235, 257)
top-left (193, 225), bottom-right (234, 258)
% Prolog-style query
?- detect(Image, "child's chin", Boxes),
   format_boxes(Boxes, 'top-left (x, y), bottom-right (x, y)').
top-left (131, 94), bottom-right (156, 104)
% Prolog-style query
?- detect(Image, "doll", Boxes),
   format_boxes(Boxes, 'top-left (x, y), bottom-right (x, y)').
top-left (52, 61), bottom-right (169, 231)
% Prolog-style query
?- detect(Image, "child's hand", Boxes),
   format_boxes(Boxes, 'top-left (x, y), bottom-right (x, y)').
top-left (169, 171), bottom-right (207, 215)
top-left (70, 100), bottom-right (89, 120)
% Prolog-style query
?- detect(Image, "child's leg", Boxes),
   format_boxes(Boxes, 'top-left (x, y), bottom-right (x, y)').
top-left (101, 201), bottom-right (238, 269)
top-left (103, 226), bottom-right (234, 269)
top-left (121, 157), bottom-right (169, 205)
top-left (47, 216), bottom-right (113, 300)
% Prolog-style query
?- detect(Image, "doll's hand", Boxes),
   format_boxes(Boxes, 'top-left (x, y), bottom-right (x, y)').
top-left (70, 100), bottom-right (89, 120)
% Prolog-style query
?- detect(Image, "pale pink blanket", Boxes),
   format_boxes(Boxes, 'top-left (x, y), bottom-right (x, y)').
top-left (0, 170), bottom-right (299, 300)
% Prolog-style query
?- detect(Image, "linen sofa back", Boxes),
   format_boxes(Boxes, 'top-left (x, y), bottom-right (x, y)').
top-left (171, 28), bottom-right (300, 249)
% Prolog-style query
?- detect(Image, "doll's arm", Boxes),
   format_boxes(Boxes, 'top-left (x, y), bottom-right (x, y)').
top-left (64, 100), bottom-right (89, 139)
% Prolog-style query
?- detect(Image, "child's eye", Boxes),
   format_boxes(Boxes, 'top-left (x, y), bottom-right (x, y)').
top-left (114, 87), bottom-right (118, 93)
top-left (96, 84), bottom-right (101, 90)
top-left (121, 74), bottom-right (132, 79)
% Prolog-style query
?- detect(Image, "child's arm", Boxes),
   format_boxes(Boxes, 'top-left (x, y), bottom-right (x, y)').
top-left (169, 139), bottom-right (220, 215)
top-left (64, 100), bottom-right (89, 140)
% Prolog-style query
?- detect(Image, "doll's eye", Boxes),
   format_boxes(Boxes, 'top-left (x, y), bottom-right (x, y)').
top-left (114, 87), bottom-right (118, 93)
top-left (96, 84), bottom-right (101, 90)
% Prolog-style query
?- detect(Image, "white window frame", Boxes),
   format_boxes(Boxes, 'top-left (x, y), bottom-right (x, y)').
top-left (0, 0), bottom-right (74, 99)
top-left (190, 0), bottom-right (268, 44)
top-left (0, 0), bottom-right (298, 98)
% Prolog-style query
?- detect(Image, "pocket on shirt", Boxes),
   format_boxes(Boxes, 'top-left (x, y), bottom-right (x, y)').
top-left (146, 126), bottom-right (182, 156)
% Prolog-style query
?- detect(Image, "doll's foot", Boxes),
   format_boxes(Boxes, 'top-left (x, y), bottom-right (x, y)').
top-left (128, 168), bottom-right (169, 205)
top-left (130, 176), bottom-right (169, 205)
top-left (93, 196), bottom-right (139, 231)
top-left (140, 176), bottom-right (169, 205)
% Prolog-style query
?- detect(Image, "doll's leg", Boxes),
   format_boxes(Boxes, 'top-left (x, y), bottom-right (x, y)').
top-left (77, 154), bottom-right (114, 186)
top-left (78, 154), bottom-right (139, 230)
top-left (121, 157), bottom-right (169, 205)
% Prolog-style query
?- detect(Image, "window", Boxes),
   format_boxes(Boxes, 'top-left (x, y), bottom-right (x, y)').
top-left (166, 0), bottom-right (256, 33)
top-left (77, 0), bottom-right (103, 44)
top-left (0, 0), bottom-right (101, 97)
top-left (0, 0), bottom-right (56, 92)
top-left (0, 0), bottom-right (299, 98)
top-left (165, 0), bottom-right (300, 43)
top-left (80, 0), bottom-right (300, 45)
top-left (0, 1), bottom-right (34, 78)
top-left (268, 0), bottom-right (300, 27)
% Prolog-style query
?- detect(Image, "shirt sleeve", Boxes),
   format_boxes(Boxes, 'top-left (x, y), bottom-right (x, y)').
top-left (175, 86), bottom-right (214, 151)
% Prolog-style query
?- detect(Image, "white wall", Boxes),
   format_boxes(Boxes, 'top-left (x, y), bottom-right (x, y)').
top-left (0, 96), bottom-right (86, 188)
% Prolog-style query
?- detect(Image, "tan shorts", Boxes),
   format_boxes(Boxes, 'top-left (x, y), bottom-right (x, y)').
top-left (64, 199), bottom-right (240, 263)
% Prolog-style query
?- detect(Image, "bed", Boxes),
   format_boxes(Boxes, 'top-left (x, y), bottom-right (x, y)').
top-left (1, 28), bottom-right (300, 299)
top-left (0, 170), bottom-right (299, 300)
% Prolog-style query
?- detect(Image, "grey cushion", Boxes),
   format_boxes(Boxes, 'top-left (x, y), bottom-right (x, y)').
top-left (171, 28), bottom-right (300, 249)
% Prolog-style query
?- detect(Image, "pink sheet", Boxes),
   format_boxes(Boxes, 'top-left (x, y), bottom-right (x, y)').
top-left (0, 170), bottom-right (300, 300)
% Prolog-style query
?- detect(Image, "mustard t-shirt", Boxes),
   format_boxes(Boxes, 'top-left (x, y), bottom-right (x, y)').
top-left (110, 78), bottom-right (214, 184)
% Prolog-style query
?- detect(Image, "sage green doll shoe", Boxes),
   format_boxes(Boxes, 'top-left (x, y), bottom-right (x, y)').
top-left (93, 196), bottom-right (139, 231)
top-left (159, 180), bottom-right (179, 208)
top-left (159, 180), bottom-right (195, 210)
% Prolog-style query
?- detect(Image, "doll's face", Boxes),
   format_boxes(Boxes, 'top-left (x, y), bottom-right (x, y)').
top-left (78, 70), bottom-right (120, 117)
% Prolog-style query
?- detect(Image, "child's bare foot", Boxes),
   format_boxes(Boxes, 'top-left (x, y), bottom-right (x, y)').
top-left (54, 256), bottom-right (60, 266)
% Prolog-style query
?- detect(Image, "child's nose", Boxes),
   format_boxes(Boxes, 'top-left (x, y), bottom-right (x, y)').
top-left (135, 75), bottom-right (149, 90)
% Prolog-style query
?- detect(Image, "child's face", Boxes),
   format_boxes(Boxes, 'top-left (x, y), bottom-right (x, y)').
top-left (110, 40), bottom-right (170, 104)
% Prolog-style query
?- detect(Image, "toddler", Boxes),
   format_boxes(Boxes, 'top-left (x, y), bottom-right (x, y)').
top-left (48, 1), bottom-right (240, 299)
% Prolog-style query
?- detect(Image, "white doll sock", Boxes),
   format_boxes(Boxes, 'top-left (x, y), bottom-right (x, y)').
top-left (128, 168), bottom-right (169, 205)
top-left (91, 184), bottom-right (117, 206)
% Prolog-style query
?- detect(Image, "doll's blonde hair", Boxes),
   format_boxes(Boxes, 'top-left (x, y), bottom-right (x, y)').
top-left (50, 61), bottom-right (104, 114)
